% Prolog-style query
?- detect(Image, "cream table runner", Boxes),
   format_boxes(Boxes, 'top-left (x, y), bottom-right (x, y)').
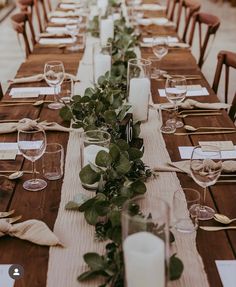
top-left (46, 9), bottom-right (209, 287)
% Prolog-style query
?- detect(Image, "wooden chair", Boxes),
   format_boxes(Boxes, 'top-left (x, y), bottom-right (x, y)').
top-left (11, 12), bottom-right (36, 58)
top-left (0, 83), bottom-right (3, 100)
top-left (16, 0), bottom-right (34, 13)
top-left (212, 50), bottom-right (236, 103)
top-left (34, 0), bottom-right (49, 33)
top-left (188, 12), bottom-right (220, 68)
top-left (181, 0), bottom-right (201, 42)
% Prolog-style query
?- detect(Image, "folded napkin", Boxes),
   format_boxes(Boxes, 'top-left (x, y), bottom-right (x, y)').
top-left (136, 4), bottom-right (166, 11)
top-left (179, 99), bottom-right (230, 110)
top-left (46, 26), bottom-right (69, 34)
top-left (153, 160), bottom-right (236, 174)
top-left (9, 72), bottom-right (77, 84)
top-left (49, 10), bottom-right (80, 18)
top-left (159, 86), bottom-right (209, 97)
top-left (137, 17), bottom-right (169, 26)
top-left (0, 118), bottom-right (74, 134)
top-left (0, 218), bottom-right (61, 246)
top-left (39, 37), bottom-right (76, 45)
top-left (50, 17), bottom-right (79, 25)
top-left (143, 36), bottom-right (179, 44)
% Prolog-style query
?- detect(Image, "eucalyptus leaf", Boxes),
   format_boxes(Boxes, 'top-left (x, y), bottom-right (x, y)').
top-left (65, 193), bottom-right (90, 211)
top-left (59, 106), bottom-right (73, 121)
top-left (128, 147), bottom-right (143, 161)
top-left (169, 253), bottom-right (184, 280)
top-left (95, 150), bottom-right (112, 167)
top-left (79, 165), bottom-right (100, 185)
top-left (84, 253), bottom-right (106, 270)
top-left (85, 208), bottom-right (99, 225)
top-left (109, 144), bottom-right (121, 162)
top-left (130, 180), bottom-right (146, 194)
top-left (115, 154), bottom-right (131, 174)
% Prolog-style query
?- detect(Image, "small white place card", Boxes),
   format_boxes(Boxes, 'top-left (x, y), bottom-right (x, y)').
top-left (216, 260), bottom-right (236, 287)
top-left (10, 87), bottom-right (55, 97)
top-left (199, 141), bottom-right (235, 151)
top-left (178, 146), bottom-right (236, 159)
top-left (0, 265), bottom-right (15, 287)
top-left (0, 143), bottom-right (20, 157)
top-left (158, 86), bottom-right (209, 97)
top-left (0, 150), bottom-right (17, 160)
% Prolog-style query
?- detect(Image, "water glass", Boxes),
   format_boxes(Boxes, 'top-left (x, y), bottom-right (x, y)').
top-left (148, 56), bottom-right (163, 79)
top-left (158, 103), bottom-right (176, 134)
top-left (122, 195), bottom-right (170, 287)
top-left (60, 78), bottom-right (74, 103)
top-left (42, 143), bottom-right (64, 180)
top-left (173, 188), bottom-right (200, 233)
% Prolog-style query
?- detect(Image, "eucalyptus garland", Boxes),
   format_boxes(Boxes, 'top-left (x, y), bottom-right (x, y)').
top-left (61, 15), bottom-right (184, 286)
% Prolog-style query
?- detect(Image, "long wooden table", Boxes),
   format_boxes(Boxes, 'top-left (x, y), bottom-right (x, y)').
top-left (0, 3), bottom-right (236, 287)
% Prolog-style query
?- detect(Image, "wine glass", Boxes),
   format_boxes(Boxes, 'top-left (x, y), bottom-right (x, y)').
top-left (66, 19), bottom-right (82, 51)
top-left (44, 61), bottom-right (65, 110)
top-left (152, 38), bottom-right (168, 77)
top-left (165, 75), bottom-right (187, 128)
top-left (17, 129), bottom-right (47, 191)
top-left (190, 145), bottom-right (222, 220)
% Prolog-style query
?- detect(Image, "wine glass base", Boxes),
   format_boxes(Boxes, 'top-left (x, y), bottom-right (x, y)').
top-left (175, 120), bottom-right (184, 128)
top-left (197, 205), bottom-right (215, 220)
top-left (160, 125), bottom-right (176, 134)
top-left (48, 102), bottom-right (64, 110)
top-left (23, 178), bottom-right (47, 192)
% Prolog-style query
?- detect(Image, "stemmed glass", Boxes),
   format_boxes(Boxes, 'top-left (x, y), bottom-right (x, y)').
top-left (66, 19), bottom-right (82, 51)
top-left (152, 38), bottom-right (168, 77)
top-left (190, 145), bottom-right (222, 220)
top-left (17, 129), bottom-right (47, 192)
top-left (44, 61), bottom-right (65, 110)
top-left (165, 75), bottom-right (187, 128)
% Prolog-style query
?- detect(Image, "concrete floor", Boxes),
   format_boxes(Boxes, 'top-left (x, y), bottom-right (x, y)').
top-left (0, 0), bottom-right (235, 101)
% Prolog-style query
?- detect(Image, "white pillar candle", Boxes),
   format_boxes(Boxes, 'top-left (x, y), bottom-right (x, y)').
top-left (123, 232), bottom-right (165, 287)
top-left (100, 19), bottom-right (114, 45)
top-left (83, 144), bottom-right (108, 166)
top-left (97, 0), bottom-right (108, 16)
top-left (128, 78), bottom-right (150, 122)
top-left (94, 54), bottom-right (111, 83)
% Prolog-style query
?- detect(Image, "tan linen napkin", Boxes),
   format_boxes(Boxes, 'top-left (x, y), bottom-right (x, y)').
top-left (39, 32), bottom-right (71, 38)
top-left (179, 99), bottom-right (230, 110)
top-left (153, 160), bottom-right (236, 174)
top-left (9, 72), bottom-right (77, 84)
top-left (0, 118), bottom-right (77, 134)
top-left (0, 218), bottom-right (61, 246)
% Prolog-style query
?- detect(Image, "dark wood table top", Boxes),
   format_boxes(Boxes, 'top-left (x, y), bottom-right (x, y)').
top-left (0, 4), bottom-right (235, 287)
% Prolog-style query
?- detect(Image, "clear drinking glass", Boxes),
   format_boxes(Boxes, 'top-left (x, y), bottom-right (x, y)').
top-left (190, 145), bottom-right (222, 220)
top-left (173, 188), bottom-right (200, 233)
top-left (152, 38), bottom-right (168, 77)
top-left (127, 58), bottom-right (151, 122)
top-left (158, 103), bottom-right (176, 134)
top-left (66, 19), bottom-right (83, 51)
top-left (60, 78), bottom-right (74, 103)
top-left (165, 75), bottom-right (187, 128)
top-left (122, 195), bottom-right (170, 287)
top-left (42, 143), bottom-right (64, 180)
top-left (17, 129), bottom-right (47, 191)
top-left (44, 61), bottom-right (65, 110)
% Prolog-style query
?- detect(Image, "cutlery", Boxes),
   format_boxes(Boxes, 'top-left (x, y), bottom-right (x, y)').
top-left (178, 109), bottom-right (220, 114)
top-left (216, 179), bottom-right (236, 183)
top-left (200, 226), bottom-right (236, 231)
top-left (0, 171), bottom-right (24, 180)
top-left (0, 118), bottom-right (40, 123)
top-left (163, 74), bottom-right (202, 80)
top-left (214, 213), bottom-right (236, 225)
top-left (184, 125), bottom-right (235, 132)
top-left (178, 112), bottom-right (222, 118)
top-left (175, 130), bottom-right (236, 136)
top-left (5, 215), bottom-right (22, 224)
top-left (0, 170), bottom-right (34, 173)
top-left (0, 210), bottom-right (15, 218)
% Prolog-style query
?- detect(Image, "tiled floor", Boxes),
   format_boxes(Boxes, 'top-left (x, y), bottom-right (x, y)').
top-left (0, 0), bottom-right (235, 101)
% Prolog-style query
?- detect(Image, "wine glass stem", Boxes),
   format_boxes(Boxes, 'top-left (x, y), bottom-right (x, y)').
top-left (203, 186), bottom-right (207, 207)
top-left (157, 59), bottom-right (161, 73)
top-left (32, 160), bottom-right (36, 183)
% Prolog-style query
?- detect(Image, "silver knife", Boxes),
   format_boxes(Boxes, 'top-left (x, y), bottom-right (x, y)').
top-left (200, 226), bottom-right (236, 231)
top-left (175, 131), bottom-right (236, 136)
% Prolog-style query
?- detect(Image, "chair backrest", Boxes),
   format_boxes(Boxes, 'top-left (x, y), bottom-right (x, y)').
top-left (168, 0), bottom-right (182, 29)
top-left (0, 83), bottom-right (3, 100)
top-left (181, 0), bottom-right (201, 42)
top-left (16, 0), bottom-right (34, 13)
top-left (213, 50), bottom-right (236, 103)
top-left (188, 12), bottom-right (220, 68)
top-left (34, 0), bottom-right (49, 33)
top-left (11, 12), bottom-right (36, 58)
top-left (228, 92), bottom-right (236, 123)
